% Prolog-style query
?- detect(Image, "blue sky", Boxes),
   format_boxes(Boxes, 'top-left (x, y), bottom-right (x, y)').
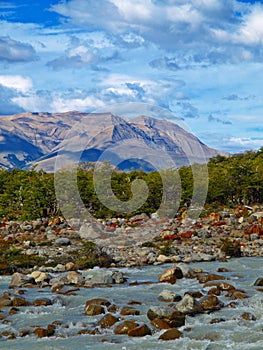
top-left (0, 0), bottom-right (263, 153)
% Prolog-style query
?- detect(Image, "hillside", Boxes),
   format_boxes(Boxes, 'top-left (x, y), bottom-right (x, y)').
top-left (0, 111), bottom-right (226, 171)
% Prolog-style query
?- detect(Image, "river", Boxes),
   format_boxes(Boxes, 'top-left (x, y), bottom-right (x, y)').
top-left (0, 257), bottom-right (263, 349)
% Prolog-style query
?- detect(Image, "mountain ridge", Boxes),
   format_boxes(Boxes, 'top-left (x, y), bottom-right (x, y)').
top-left (0, 111), bottom-right (227, 171)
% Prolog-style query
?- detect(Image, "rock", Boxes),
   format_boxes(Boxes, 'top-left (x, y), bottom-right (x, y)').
top-left (112, 270), bottom-right (126, 284)
top-left (151, 318), bottom-right (172, 329)
top-left (50, 283), bottom-right (64, 293)
top-left (185, 291), bottom-right (203, 298)
top-left (199, 295), bottom-right (222, 311)
top-left (10, 272), bottom-right (35, 288)
top-left (0, 294), bottom-right (12, 307)
top-left (128, 324), bottom-right (152, 337)
top-left (12, 296), bottom-right (30, 307)
top-left (157, 255), bottom-right (172, 263)
top-left (66, 271), bottom-right (85, 285)
top-left (19, 329), bottom-right (31, 337)
top-left (33, 298), bottom-right (52, 306)
top-left (158, 290), bottom-right (182, 302)
top-left (198, 273), bottom-right (226, 283)
top-left (227, 290), bottom-right (248, 299)
top-left (34, 325), bottom-right (55, 338)
top-left (210, 318), bottom-right (226, 324)
top-left (176, 294), bottom-right (203, 315)
top-left (31, 271), bottom-right (50, 283)
top-left (85, 304), bottom-right (105, 316)
top-left (114, 320), bottom-right (139, 335)
top-left (208, 287), bottom-right (221, 296)
top-left (85, 298), bottom-right (110, 316)
top-left (98, 314), bottom-right (119, 328)
top-left (85, 298), bottom-right (111, 307)
top-left (9, 307), bottom-right (19, 315)
top-left (120, 306), bottom-right (140, 316)
top-left (251, 212), bottom-right (263, 221)
top-left (65, 262), bottom-right (75, 270)
top-left (84, 269), bottom-right (125, 285)
top-left (254, 278), bottom-right (263, 286)
top-left (55, 237), bottom-right (71, 246)
top-left (203, 281), bottom-right (235, 291)
top-left (175, 263), bottom-right (194, 278)
top-left (158, 267), bottom-right (183, 284)
top-left (79, 222), bottom-right (102, 240)
top-left (159, 328), bottom-right (183, 341)
top-left (147, 306), bottom-right (185, 328)
top-left (240, 312), bottom-right (256, 321)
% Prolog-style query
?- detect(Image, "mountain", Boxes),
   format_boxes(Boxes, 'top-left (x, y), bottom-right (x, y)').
top-left (0, 111), bottom-right (227, 171)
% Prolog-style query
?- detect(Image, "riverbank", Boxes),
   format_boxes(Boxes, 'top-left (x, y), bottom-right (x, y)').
top-left (0, 205), bottom-right (263, 275)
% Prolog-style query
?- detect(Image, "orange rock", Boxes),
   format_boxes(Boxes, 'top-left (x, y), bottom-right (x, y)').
top-left (128, 324), bottom-right (152, 337)
top-left (159, 328), bottom-right (183, 341)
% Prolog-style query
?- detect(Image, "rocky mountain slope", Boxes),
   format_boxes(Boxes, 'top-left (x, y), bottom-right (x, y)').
top-left (0, 111), bottom-right (226, 171)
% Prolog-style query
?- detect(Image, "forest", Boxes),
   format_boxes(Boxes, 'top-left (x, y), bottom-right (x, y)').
top-left (0, 148), bottom-right (262, 220)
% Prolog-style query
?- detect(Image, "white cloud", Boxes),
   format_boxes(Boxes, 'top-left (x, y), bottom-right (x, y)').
top-left (0, 75), bottom-right (32, 93)
top-left (234, 5), bottom-right (263, 45)
top-left (110, 0), bottom-right (153, 21)
top-left (51, 96), bottom-right (105, 112)
top-left (228, 137), bottom-right (263, 149)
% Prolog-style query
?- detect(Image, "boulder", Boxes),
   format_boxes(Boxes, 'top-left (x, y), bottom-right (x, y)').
top-left (0, 294), bottom-right (12, 307)
top-left (198, 273), bottom-right (226, 284)
top-left (158, 290), bottom-right (182, 302)
top-left (254, 278), bottom-right (263, 286)
top-left (176, 294), bottom-right (203, 315)
top-left (84, 269), bottom-right (125, 285)
top-left (98, 314), bottom-right (119, 328)
top-left (114, 320), bottom-right (139, 335)
top-left (85, 304), bottom-right (105, 316)
top-left (128, 324), bottom-right (152, 337)
top-left (203, 281), bottom-right (235, 291)
top-left (158, 267), bottom-right (183, 284)
top-left (66, 271), bottom-right (85, 285)
top-left (33, 298), bottom-right (52, 307)
top-left (85, 298), bottom-right (111, 315)
top-left (175, 263), bottom-right (194, 278)
top-left (147, 306), bottom-right (185, 328)
top-left (11, 296), bottom-right (30, 307)
top-left (31, 271), bottom-right (50, 284)
top-left (159, 328), bottom-right (183, 341)
top-left (54, 237), bottom-right (71, 246)
top-left (199, 295), bottom-right (222, 311)
top-left (10, 272), bottom-right (35, 288)
top-left (151, 318), bottom-right (172, 329)
top-left (120, 306), bottom-right (140, 316)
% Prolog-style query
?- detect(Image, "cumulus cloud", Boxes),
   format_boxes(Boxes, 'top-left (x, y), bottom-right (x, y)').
top-left (0, 36), bottom-right (38, 62)
top-left (0, 75), bottom-right (32, 93)
top-left (227, 137), bottom-right (263, 150)
top-left (49, 0), bottom-right (263, 65)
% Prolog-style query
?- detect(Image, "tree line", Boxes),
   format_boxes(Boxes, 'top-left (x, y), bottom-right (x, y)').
top-left (0, 148), bottom-right (262, 220)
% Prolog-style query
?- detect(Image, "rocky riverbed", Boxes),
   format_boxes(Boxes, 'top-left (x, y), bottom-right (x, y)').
top-left (0, 206), bottom-right (263, 347)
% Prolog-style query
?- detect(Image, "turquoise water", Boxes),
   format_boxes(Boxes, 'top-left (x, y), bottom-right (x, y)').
top-left (0, 258), bottom-right (263, 349)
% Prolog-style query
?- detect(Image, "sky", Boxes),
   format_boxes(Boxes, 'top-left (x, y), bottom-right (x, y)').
top-left (0, 0), bottom-right (263, 153)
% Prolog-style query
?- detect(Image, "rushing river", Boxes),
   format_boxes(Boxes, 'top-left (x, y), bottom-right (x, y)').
top-left (0, 257), bottom-right (263, 350)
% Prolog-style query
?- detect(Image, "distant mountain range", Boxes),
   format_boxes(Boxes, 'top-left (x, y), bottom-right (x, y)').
top-left (0, 111), bottom-right (227, 171)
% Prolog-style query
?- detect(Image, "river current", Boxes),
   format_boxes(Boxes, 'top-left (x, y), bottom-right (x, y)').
top-left (0, 257), bottom-right (263, 350)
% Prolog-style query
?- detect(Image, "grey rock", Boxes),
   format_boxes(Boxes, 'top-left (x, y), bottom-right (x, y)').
top-left (55, 238), bottom-right (71, 246)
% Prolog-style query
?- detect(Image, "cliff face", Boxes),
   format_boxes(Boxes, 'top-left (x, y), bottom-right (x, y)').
top-left (0, 111), bottom-right (226, 171)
